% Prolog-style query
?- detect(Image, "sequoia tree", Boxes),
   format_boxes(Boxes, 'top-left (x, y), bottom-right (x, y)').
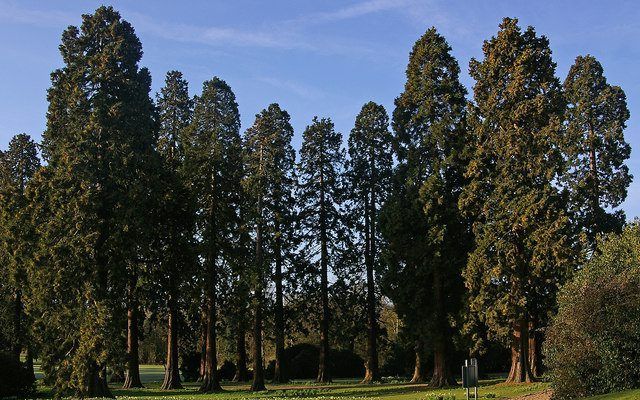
top-left (242, 104), bottom-right (297, 385)
top-left (0, 134), bottom-right (40, 369)
top-left (563, 55), bottom-right (631, 251)
top-left (184, 77), bottom-right (243, 393)
top-left (30, 6), bottom-right (156, 397)
top-left (393, 28), bottom-right (469, 387)
top-left (346, 102), bottom-right (392, 383)
top-left (155, 70), bottom-right (195, 390)
top-left (298, 117), bottom-right (345, 383)
top-left (460, 18), bottom-right (575, 383)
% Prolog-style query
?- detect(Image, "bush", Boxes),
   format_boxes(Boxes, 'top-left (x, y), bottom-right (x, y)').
top-left (180, 351), bottom-right (200, 382)
top-left (265, 343), bottom-right (365, 380)
top-left (218, 359), bottom-right (236, 381)
top-left (546, 224), bottom-right (640, 399)
top-left (0, 351), bottom-right (35, 398)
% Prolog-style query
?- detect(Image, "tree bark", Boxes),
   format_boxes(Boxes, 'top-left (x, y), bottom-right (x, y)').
top-left (161, 303), bottom-right (182, 389)
top-left (505, 319), bottom-right (535, 383)
top-left (429, 260), bottom-right (455, 387)
top-left (200, 243), bottom-right (222, 392)
top-left (429, 340), bottom-right (456, 387)
top-left (198, 308), bottom-right (207, 382)
top-left (87, 362), bottom-right (112, 398)
top-left (273, 220), bottom-right (288, 383)
top-left (528, 322), bottom-right (543, 378)
top-left (317, 172), bottom-right (331, 383)
top-left (123, 282), bottom-right (143, 388)
top-left (362, 192), bottom-right (379, 384)
top-left (251, 204), bottom-right (266, 391)
top-left (410, 341), bottom-right (425, 383)
top-left (233, 320), bottom-right (249, 382)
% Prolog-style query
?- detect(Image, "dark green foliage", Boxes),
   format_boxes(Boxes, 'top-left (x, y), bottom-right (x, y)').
top-left (298, 117), bottom-right (346, 383)
top-left (0, 134), bottom-right (40, 365)
top-left (242, 103), bottom-right (298, 384)
top-left (460, 18), bottom-right (576, 383)
top-left (381, 27), bottom-right (468, 387)
top-left (0, 351), bottom-right (35, 398)
top-left (563, 55), bottom-right (632, 250)
top-left (546, 224), bottom-right (640, 399)
top-left (184, 76), bottom-right (243, 392)
top-left (265, 343), bottom-right (365, 380)
top-left (28, 6), bottom-right (156, 397)
top-left (346, 101), bottom-right (392, 382)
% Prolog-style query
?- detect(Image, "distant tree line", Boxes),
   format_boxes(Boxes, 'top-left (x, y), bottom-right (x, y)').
top-left (0, 6), bottom-right (632, 398)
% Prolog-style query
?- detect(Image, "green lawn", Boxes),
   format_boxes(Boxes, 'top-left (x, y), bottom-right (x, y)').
top-left (31, 364), bottom-right (640, 399)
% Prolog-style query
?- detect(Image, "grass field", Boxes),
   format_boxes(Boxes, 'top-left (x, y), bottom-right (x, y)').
top-left (31, 364), bottom-right (638, 399)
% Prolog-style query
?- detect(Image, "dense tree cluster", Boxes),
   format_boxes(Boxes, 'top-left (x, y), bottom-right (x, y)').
top-left (0, 7), bottom-right (633, 398)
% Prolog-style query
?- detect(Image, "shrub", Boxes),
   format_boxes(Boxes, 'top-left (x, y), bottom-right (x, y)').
top-left (0, 351), bottom-right (35, 398)
top-left (218, 359), bottom-right (236, 381)
top-left (180, 351), bottom-right (200, 382)
top-left (545, 224), bottom-right (640, 399)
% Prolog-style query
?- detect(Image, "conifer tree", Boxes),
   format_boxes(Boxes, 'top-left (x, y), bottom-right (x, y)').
top-left (184, 77), bottom-right (243, 393)
top-left (460, 18), bottom-right (576, 383)
top-left (381, 28), bottom-right (469, 387)
top-left (30, 6), bottom-right (156, 397)
top-left (242, 103), bottom-right (297, 385)
top-left (0, 134), bottom-right (40, 370)
top-left (563, 55), bottom-right (632, 250)
top-left (346, 102), bottom-right (392, 383)
top-left (155, 70), bottom-right (194, 390)
top-left (298, 117), bottom-right (345, 383)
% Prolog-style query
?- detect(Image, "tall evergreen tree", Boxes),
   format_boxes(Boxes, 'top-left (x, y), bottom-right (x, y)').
top-left (242, 103), bottom-right (297, 385)
top-left (563, 55), bottom-right (632, 250)
top-left (0, 134), bottom-right (40, 371)
top-left (29, 6), bottom-right (156, 397)
top-left (393, 28), bottom-right (469, 387)
top-left (183, 77), bottom-right (243, 393)
top-left (298, 117), bottom-right (345, 383)
top-left (155, 70), bottom-right (195, 390)
top-left (460, 18), bottom-right (575, 383)
top-left (346, 102), bottom-right (392, 383)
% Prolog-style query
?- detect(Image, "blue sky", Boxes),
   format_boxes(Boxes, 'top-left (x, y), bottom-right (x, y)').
top-left (0, 0), bottom-right (638, 219)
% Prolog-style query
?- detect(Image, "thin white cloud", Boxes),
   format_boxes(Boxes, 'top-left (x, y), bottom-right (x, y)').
top-left (0, 1), bottom-right (74, 27)
top-left (295, 0), bottom-right (411, 24)
top-left (256, 76), bottom-right (325, 100)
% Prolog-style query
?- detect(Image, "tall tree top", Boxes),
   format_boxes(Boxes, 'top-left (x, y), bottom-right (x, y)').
top-left (157, 70), bottom-right (192, 166)
top-left (393, 27), bottom-right (467, 184)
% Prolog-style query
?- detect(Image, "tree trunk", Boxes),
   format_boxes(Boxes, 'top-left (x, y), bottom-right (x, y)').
top-left (251, 209), bottom-right (266, 391)
top-left (25, 346), bottom-right (35, 382)
top-left (199, 278), bottom-right (222, 392)
top-left (317, 176), bottom-right (331, 383)
top-left (528, 322), bottom-right (543, 378)
top-left (410, 341), bottom-right (425, 383)
top-left (273, 220), bottom-right (288, 383)
top-left (362, 192), bottom-right (379, 384)
top-left (161, 303), bottom-right (182, 389)
top-left (505, 319), bottom-right (535, 383)
top-left (429, 340), bottom-right (456, 387)
top-left (87, 362), bottom-right (113, 398)
top-left (429, 260), bottom-right (455, 387)
top-left (233, 320), bottom-right (249, 382)
top-left (198, 308), bottom-right (207, 382)
top-left (123, 285), bottom-right (143, 388)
